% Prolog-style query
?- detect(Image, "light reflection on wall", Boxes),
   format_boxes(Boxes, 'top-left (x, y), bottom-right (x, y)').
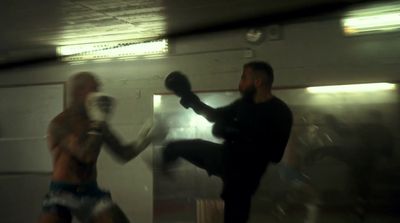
top-left (153, 82), bottom-right (400, 223)
top-left (153, 95), bottom-right (162, 109)
top-left (307, 83), bottom-right (396, 93)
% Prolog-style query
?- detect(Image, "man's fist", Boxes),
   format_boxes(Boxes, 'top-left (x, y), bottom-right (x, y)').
top-left (165, 71), bottom-right (201, 109)
top-left (165, 71), bottom-right (192, 97)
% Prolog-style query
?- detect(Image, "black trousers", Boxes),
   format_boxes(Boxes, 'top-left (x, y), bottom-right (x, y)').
top-left (163, 139), bottom-right (257, 223)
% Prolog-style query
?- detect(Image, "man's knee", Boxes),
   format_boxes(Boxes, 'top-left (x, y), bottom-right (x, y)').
top-left (163, 141), bottom-right (181, 161)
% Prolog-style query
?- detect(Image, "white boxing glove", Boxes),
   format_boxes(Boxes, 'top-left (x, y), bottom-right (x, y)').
top-left (85, 92), bottom-right (115, 123)
top-left (133, 116), bottom-right (168, 154)
top-left (147, 115), bottom-right (169, 143)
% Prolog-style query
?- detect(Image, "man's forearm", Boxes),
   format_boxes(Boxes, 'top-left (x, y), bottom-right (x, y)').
top-left (187, 96), bottom-right (220, 122)
top-left (101, 125), bottom-right (138, 163)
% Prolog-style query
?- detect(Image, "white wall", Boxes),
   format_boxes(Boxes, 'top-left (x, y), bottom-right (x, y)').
top-left (0, 17), bottom-right (399, 223)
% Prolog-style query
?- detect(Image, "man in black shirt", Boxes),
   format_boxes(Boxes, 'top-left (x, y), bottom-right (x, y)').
top-left (162, 61), bottom-right (293, 223)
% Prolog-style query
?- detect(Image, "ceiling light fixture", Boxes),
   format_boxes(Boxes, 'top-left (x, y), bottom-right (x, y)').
top-left (341, 1), bottom-right (400, 35)
top-left (56, 39), bottom-right (168, 62)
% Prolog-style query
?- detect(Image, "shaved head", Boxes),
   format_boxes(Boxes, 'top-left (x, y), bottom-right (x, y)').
top-left (67, 72), bottom-right (100, 105)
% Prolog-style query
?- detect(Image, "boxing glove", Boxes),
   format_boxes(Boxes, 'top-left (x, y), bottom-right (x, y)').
top-left (132, 117), bottom-right (168, 154)
top-left (165, 71), bottom-right (192, 97)
top-left (165, 71), bottom-right (201, 109)
top-left (85, 92), bottom-right (115, 123)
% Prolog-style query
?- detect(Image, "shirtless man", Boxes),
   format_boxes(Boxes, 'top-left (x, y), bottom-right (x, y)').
top-left (38, 72), bottom-right (163, 223)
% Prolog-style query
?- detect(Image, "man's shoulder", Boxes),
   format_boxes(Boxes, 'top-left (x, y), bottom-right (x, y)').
top-left (267, 97), bottom-right (293, 120)
top-left (50, 111), bottom-right (65, 124)
top-left (262, 96), bottom-right (290, 110)
top-left (49, 111), bottom-right (71, 133)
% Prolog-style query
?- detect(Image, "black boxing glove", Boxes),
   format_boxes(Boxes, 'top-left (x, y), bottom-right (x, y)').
top-left (165, 71), bottom-right (192, 98)
top-left (165, 71), bottom-right (201, 109)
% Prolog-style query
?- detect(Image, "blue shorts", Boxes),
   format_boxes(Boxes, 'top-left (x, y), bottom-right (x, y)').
top-left (42, 181), bottom-right (113, 222)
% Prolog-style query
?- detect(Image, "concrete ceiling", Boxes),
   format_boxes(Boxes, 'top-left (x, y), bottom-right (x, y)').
top-left (0, 0), bottom-right (380, 69)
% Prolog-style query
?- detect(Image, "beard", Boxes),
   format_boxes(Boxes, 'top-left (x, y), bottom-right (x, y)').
top-left (240, 85), bottom-right (256, 102)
